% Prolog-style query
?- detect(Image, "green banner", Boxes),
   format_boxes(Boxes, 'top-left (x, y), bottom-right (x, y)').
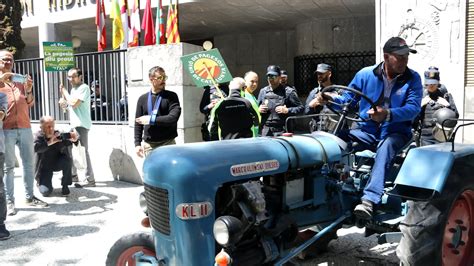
top-left (180, 49), bottom-right (232, 87)
top-left (43, 42), bottom-right (74, 71)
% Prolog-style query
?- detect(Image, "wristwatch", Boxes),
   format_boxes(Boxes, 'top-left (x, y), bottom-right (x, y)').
top-left (385, 109), bottom-right (391, 122)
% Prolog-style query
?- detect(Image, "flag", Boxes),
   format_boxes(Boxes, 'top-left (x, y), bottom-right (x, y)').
top-left (128, 0), bottom-right (140, 47)
top-left (155, 0), bottom-right (166, 44)
top-left (95, 0), bottom-right (106, 51)
top-left (141, 0), bottom-right (155, 45)
top-left (166, 0), bottom-right (180, 44)
top-left (120, 0), bottom-right (130, 49)
top-left (110, 0), bottom-right (124, 49)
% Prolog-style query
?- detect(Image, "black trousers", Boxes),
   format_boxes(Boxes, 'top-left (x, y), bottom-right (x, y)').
top-left (38, 155), bottom-right (73, 189)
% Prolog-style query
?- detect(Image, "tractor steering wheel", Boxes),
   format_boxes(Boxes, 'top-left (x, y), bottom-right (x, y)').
top-left (320, 85), bottom-right (377, 123)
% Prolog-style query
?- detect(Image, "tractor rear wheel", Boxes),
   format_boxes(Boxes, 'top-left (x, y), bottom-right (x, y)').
top-left (397, 170), bottom-right (474, 266)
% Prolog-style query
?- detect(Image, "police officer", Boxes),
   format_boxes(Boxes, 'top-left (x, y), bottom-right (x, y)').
top-left (279, 69), bottom-right (295, 89)
top-left (208, 77), bottom-right (259, 140)
top-left (305, 63), bottom-right (334, 132)
top-left (413, 66), bottom-right (458, 146)
top-left (258, 65), bottom-right (304, 136)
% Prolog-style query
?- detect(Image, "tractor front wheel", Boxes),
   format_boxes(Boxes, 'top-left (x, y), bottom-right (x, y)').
top-left (106, 232), bottom-right (156, 266)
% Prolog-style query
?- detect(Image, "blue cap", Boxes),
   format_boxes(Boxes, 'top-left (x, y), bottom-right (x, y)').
top-left (424, 66), bottom-right (440, 85)
top-left (266, 65), bottom-right (281, 76)
top-left (315, 63), bottom-right (332, 74)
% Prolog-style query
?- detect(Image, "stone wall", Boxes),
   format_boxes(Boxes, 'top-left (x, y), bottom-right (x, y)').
top-left (214, 30), bottom-right (296, 86)
top-left (213, 16), bottom-right (375, 89)
top-left (295, 15), bottom-right (375, 56)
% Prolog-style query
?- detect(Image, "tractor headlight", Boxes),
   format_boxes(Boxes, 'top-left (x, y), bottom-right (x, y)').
top-left (213, 216), bottom-right (243, 247)
top-left (139, 192), bottom-right (147, 214)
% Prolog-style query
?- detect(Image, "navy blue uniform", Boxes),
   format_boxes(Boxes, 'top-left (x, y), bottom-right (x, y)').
top-left (257, 85), bottom-right (304, 136)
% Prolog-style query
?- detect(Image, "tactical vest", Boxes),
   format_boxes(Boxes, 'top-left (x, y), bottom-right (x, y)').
top-left (262, 86), bottom-right (295, 128)
top-left (420, 91), bottom-right (453, 137)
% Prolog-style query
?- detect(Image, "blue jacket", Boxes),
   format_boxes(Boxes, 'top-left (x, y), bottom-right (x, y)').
top-left (333, 62), bottom-right (422, 139)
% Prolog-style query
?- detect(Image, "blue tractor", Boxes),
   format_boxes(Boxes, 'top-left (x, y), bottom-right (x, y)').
top-left (106, 86), bottom-right (474, 266)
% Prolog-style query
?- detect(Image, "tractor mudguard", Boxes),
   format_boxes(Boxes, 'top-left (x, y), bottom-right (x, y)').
top-left (391, 142), bottom-right (474, 200)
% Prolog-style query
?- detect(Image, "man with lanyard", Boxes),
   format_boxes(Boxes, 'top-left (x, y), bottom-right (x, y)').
top-left (208, 77), bottom-right (259, 140)
top-left (243, 71), bottom-right (261, 136)
top-left (311, 37), bottom-right (422, 219)
top-left (258, 65), bottom-right (304, 136)
top-left (135, 66), bottom-right (182, 157)
top-left (60, 67), bottom-right (95, 187)
top-left (305, 63), bottom-right (335, 132)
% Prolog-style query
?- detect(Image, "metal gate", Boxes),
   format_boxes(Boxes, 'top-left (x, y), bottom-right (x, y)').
top-left (14, 49), bottom-right (128, 124)
top-left (294, 51), bottom-right (376, 97)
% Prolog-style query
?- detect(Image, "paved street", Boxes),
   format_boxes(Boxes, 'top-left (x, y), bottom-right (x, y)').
top-left (0, 167), bottom-right (398, 265)
top-left (0, 169), bottom-right (144, 265)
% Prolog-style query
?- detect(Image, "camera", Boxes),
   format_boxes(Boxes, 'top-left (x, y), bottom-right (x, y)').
top-left (58, 132), bottom-right (72, 140)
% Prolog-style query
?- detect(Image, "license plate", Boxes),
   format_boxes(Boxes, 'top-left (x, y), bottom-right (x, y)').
top-left (176, 202), bottom-right (213, 220)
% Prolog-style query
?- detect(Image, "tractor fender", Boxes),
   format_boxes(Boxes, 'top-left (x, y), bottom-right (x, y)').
top-left (391, 143), bottom-right (474, 200)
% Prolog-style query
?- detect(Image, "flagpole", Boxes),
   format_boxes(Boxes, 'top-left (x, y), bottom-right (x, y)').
top-left (137, 0), bottom-right (141, 46)
top-left (202, 62), bottom-right (224, 99)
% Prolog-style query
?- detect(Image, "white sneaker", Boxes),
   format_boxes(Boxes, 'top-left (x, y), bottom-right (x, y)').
top-left (7, 201), bottom-right (17, 216)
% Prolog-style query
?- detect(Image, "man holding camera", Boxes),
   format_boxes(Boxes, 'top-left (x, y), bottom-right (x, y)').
top-left (34, 116), bottom-right (78, 197)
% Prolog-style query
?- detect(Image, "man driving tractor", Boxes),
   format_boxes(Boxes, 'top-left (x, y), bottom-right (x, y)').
top-left (312, 36), bottom-right (423, 219)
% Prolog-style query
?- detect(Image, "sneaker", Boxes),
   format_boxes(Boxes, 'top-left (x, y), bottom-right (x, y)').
top-left (39, 185), bottom-right (52, 197)
top-left (25, 196), bottom-right (49, 207)
top-left (7, 202), bottom-right (16, 216)
top-left (71, 175), bottom-right (79, 183)
top-left (0, 224), bottom-right (11, 241)
top-left (61, 185), bottom-right (70, 196)
top-left (354, 200), bottom-right (373, 220)
top-left (76, 180), bottom-right (95, 188)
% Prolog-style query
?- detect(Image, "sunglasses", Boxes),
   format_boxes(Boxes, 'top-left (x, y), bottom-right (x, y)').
top-left (152, 75), bottom-right (168, 81)
top-left (267, 75), bottom-right (278, 80)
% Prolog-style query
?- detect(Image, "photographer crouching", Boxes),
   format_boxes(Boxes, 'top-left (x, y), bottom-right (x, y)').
top-left (34, 116), bottom-right (78, 196)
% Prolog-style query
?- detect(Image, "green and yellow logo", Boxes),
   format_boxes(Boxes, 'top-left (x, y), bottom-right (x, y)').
top-left (181, 49), bottom-right (232, 87)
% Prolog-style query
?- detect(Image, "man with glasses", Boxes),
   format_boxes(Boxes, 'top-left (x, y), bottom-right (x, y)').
top-left (257, 65), bottom-right (304, 136)
top-left (135, 66), bottom-right (181, 157)
top-left (311, 37), bottom-right (422, 219)
top-left (0, 50), bottom-right (48, 216)
top-left (59, 67), bottom-right (95, 187)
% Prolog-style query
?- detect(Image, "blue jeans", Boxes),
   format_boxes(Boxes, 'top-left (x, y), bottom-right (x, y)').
top-left (342, 129), bottom-right (410, 204)
top-left (0, 153), bottom-right (6, 224)
top-left (3, 128), bottom-right (35, 202)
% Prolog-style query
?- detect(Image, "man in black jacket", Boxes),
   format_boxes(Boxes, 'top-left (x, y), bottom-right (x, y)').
top-left (34, 116), bottom-right (78, 196)
top-left (135, 66), bottom-right (182, 157)
top-left (258, 65), bottom-right (304, 136)
top-left (208, 77), bottom-right (259, 140)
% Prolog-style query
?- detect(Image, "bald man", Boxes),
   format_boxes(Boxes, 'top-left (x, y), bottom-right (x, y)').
top-left (34, 116), bottom-right (78, 196)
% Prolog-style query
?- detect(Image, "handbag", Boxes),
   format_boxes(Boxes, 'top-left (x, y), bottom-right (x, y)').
top-left (71, 142), bottom-right (87, 170)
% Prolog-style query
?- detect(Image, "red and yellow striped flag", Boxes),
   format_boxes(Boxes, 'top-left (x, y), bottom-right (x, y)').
top-left (166, 0), bottom-right (180, 44)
